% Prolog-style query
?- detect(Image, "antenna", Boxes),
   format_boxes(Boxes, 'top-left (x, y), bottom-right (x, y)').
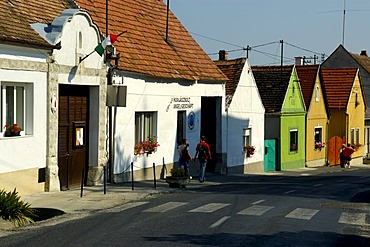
top-left (342, 0), bottom-right (346, 45)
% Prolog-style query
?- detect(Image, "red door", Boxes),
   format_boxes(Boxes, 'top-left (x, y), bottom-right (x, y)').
top-left (58, 85), bottom-right (89, 190)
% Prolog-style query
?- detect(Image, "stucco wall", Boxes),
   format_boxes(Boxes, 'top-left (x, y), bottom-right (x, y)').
top-left (112, 74), bottom-right (225, 182)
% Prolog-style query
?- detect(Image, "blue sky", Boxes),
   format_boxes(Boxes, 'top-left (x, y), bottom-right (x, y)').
top-left (168, 0), bottom-right (370, 66)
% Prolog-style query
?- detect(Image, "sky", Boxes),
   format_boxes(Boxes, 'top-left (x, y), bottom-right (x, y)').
top-left (167, 0), bottom-right (370, 66)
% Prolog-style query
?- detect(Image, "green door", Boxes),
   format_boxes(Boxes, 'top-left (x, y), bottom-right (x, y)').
top-left (264, 139), bottom-right (277, 172)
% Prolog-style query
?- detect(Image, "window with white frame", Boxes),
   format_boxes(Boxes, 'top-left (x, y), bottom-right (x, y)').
top-left (1, 82), bottom-right (33, 135)
top-left (135, 112), bottom-right (157, 143)
top-left (350, 128), bottom-right (355, 145)
top-left (315, 86), bottom-right (319, 101)
top-left (290, 129), bottom-right (298, 152)
top-left (314, 127), bottom-right (322, 145)
top-left (356, 128), bottom-right (360, 144)
top-left (243, 128), bottom-right (251, 147)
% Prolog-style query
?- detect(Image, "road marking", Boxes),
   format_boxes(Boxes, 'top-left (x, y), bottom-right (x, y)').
top-left (313, 184), bottom-right (322, 187)
top-left (339, 212), bottom-right (367, 225)
top-left (143, 202), bottom-right (188, 213)
top-left (252, 200), bottom-right (265, 205)
top-left (106, 201), bottom-right (148, 213)
top-left (285, 208), bottom-right (319, 220)
top-left (237, 205), bottom-right (274, 216)
top-left (189, 203), bottom-right (230, 213)
top-left (210, 216), bottom-right (230, 228)
top-left (285, 190), bottom-right (296, 194)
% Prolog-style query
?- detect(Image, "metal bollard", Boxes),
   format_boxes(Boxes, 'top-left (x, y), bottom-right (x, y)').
top-left (131, 162), bottom-right (134, 190)
top-left (153, 163), bottom-right (156, 189)
top-left (80, 168), bottom-right (85, 198)
top-left (104, 166), bottom-right (106, 195)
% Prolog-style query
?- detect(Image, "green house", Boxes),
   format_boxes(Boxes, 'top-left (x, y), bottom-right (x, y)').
top-left (252, 65), bottom-right (306, 170)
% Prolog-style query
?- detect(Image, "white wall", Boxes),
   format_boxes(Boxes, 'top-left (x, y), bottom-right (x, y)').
top-left (0, 63), bottom-right (47, 173)
top-left (226, 60), bottom-right (265, 169)
top-left (112, 74), bottom-right (224, 177)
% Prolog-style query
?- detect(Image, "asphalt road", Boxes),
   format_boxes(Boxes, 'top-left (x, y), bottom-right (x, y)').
top-left (1, 170), bottom-right (370, 247)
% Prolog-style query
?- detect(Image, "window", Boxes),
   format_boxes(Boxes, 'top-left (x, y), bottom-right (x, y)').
top-left (315, 86), bottom-right (319, 101)
top-left (243, 128), bottom-right (251, 146)
top-left (314, 127), bottom-right (322, 143)
top-left (350, 128), bottom-right (355, 145)
top-left (135, 112), bottom-right (157, 143)
top-left (356, 128), bottom-right (360, 144)
top-left (290, 129), bottom-right (298, 152)
top-left (1, 82), bottom-right (33, 136)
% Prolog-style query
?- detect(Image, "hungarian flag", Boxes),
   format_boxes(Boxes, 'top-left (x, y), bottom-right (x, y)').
top-left (94, 34), bottom-right (118, 56)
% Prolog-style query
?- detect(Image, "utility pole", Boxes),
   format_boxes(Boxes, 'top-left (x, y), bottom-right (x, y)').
top-left (165, 0), bottom-right (170, 42)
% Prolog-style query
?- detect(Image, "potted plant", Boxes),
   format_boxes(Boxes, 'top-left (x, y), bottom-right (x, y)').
top-left (243, 145), bottom-right (255, 158)
top-left (314, 142), bottom-right (325, 150)
top-left (165, 167), bottom-right (190, 188)
top-left (134, 136), bottom-right (160, 156)
top-left (3, 124), bottom-right (22, 137)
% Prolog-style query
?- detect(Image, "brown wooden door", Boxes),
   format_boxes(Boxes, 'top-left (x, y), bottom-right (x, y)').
top-left (328, 136), bottom-right (344, 166)
top-left (58, 85), bottom-right (89, 190)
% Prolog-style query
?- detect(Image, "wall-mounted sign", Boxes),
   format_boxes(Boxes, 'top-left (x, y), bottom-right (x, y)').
top-left (166, 97), bottom-right (194, 112)
top-left (188, 111), bottom-right (195, 130)
top-left (73, 121), bottom-right (86, 148)
top-left (51, 93), bottom-right (57, 114)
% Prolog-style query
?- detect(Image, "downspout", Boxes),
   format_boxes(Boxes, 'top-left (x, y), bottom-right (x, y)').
top-left (225, 107), bottom-right (229, 175)
top-left (326, 117), bottom-right (330, 166)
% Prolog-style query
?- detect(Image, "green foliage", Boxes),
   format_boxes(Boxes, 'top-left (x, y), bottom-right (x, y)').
top-left (170, 168), bottom-right (187, 177)
top-left (0, 188), bottom-right (36, 226)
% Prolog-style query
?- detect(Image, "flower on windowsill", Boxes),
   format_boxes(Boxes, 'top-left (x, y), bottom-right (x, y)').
top-left (134, 136), bottom-right (160, 156)
top-left (243, 145), bottom-right (255, 157)
top-left (3, 124), bottom-right (22, 137)
top-left (315, 142), bottom-right (325, 149)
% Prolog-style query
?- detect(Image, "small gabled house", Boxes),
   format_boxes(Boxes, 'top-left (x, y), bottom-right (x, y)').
top-left (75, 0), bottom-right (227, 181)
top-left (0, 1), bottom-right (107, 194)
top-left (252, 65), bottom-right (306, 171)
top-left (296, 65), bottom-right (329, 167)
top-left (215, 54), bottom-right (265, 174)
top-left (322, 45), bottom-right (370, 157)
top-left (320, 68), bottom-right (365, 166)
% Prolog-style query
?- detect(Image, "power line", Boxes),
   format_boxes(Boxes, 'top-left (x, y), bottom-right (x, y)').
top-left (189, 31), bottom-right (244, 48)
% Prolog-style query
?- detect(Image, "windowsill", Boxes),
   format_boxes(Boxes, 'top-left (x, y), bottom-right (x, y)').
top-left (0, 131), bottom-right (30, 139)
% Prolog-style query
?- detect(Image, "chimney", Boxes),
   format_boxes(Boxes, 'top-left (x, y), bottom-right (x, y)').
top-left (295, 57), bottom-right (304, 66)
top-left (360, 50), bottom-right (368, 56)
top-left (218, 50), bottom-right (228, 61)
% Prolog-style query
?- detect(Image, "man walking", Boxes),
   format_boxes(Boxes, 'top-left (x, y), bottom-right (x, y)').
top-left (194, 136), bottom-right (211, 183)
top-left (343, 143), bottom-right (355, 168)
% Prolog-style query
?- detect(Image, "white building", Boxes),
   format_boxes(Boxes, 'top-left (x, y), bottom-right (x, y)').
top-left (215, 54), bottom-right (265, 173)
top-left (0, 2), bottom-right (107, 194)
top-left (74, 0), bottom-right (228, 181)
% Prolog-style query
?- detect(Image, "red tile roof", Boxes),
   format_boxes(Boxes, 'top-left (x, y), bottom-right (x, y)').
top-left (74, 0), bottom-right (226, 81)
top-left (214, 58), bottom-right (246, 107)
top-left (251, 65), bottom-right (294, 113)
top-left (320, 68), bottom-right (358, 109)
top-left (295, 65), bottom-right (320, 109)
top-left (0, 0), bottom-right (73, 48)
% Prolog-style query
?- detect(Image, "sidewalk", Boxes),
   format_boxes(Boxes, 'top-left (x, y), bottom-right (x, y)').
top-left (1, 163), bottom-right (369, 231)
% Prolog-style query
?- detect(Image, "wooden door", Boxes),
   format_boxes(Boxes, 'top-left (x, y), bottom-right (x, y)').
top-left (58, 85), bottom-right (89, 190)
top-left (328, 136), bottom-right (344, 166)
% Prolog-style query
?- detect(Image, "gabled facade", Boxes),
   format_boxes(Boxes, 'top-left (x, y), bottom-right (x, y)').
top-left (0, 1), bottom-right (107, 194)
top-left (296, 65), bottom-right (329, 167)
top-left (74, 0), bottom-right (227, 180)
top-left (321, 68), bottom-right (365, 165)
top-left (322, 45), bottom-right (370, 157)
top-left (215, 56), bottom-right (265, 174)
top-left (252, 65), bottom-right (306, 170)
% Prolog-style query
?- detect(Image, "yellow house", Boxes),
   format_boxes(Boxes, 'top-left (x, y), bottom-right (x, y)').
top-left (296, 65), bottom-right (329, 167)
top-left (321, 68), bottom-right (366, 166)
